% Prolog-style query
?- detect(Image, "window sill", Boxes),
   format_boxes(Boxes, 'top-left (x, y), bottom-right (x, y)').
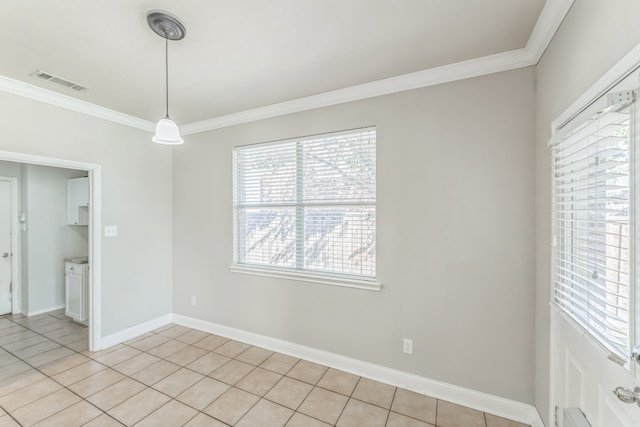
top-left (228, 265), bottom-right (382, 291)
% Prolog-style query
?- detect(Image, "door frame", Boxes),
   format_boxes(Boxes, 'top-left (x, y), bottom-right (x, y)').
top-left (0, 150), bottom-right (102, 351)
top-left (0, 176), bottom-right (19, 314)
top-left (548, 42), bottom-right (640, 427)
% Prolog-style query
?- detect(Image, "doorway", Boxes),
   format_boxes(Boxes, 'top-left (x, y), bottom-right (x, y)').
top-left (0, 150), bottom-right (101, 351)
top-left (0, 177), bottom-right (17, 315)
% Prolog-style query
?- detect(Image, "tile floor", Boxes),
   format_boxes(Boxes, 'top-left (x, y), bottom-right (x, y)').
top-left (0, 310), bottom-right (530, 427)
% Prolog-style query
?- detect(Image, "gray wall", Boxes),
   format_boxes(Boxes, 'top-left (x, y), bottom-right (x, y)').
top-left (535, 1), bottom-right (640, 423)
top-left (22, 164), bottom-right (88, 315)
top-left (0, 90), bottom-right (174, 336)
top-left (173, 67), bottom-right (536, 403)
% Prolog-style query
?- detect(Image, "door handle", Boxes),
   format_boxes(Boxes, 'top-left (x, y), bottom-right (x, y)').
top-left (1, 253), bottom-right (8, 258)
top-left (613, 387), bottom-right (640, 406)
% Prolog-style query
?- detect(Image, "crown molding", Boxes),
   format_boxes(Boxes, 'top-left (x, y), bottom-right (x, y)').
top-left (0, 75), bottom-right (155, 132)
top-left (0, 0), bottom-right (573, 136)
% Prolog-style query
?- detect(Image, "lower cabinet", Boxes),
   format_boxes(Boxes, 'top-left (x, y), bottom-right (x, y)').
top-left (65, 262), bottom-right (88, 322)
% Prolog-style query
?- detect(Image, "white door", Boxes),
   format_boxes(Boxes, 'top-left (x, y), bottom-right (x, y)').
top-left (552, 74), bottom-right (640, 426)
top-left (0, 180), bottom-right (12, 315)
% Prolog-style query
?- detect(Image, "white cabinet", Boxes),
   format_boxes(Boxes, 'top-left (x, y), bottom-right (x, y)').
top-left (67, 177), bottom-right (89, 226)
top-left (65, 261), bottom-right (88, 321)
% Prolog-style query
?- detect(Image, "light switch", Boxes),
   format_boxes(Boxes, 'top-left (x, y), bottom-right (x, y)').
top-left (104, 225), bottom-right (118, 237)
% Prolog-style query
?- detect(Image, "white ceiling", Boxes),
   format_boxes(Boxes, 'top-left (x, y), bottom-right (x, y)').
top-left (1, 0), bottom-right (557, 128)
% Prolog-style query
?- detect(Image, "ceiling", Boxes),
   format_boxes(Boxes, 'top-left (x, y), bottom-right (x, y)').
top-left (1, 0), bottom-right (558, 129)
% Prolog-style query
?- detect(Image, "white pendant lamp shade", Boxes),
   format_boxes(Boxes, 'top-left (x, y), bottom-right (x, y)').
top-left (152, 117), bottom-right (184, 145)
top-left (147, 11), bottom-right (186, 145)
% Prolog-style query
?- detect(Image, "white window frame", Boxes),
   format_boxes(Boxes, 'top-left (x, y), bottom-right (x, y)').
top-left (230, 127), bottom-right (381, 291)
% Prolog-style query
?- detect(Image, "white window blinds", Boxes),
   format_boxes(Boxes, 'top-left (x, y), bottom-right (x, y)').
top-left (233, 127), bottom-right (376, 280)
top-left (551, 91), bottom-right (635, 358)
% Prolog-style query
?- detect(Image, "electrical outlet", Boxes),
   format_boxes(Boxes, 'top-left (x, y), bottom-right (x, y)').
top-left (190, 296), bottom-right (197, 306)
top-left (403, 338), bottom-right (413, 354)
top-left (104, 225), bottom-right (118, 237)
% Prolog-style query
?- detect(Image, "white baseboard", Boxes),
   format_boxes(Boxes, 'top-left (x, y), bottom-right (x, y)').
top-left (27, 304), bottom-right (65, 317)
top-left (171, 313), bottom-right (544, 427)
top-left (99, 314), bottom-right (172, 349)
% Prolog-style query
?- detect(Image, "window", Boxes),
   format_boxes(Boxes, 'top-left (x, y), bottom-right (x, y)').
top-left (551, 89), bottom-right (634, 359)
top-left (232, 127), bottom-right (376, 286)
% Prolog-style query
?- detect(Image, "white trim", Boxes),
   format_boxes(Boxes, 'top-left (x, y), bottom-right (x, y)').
top-left (0, 75), bottom-right (155, 132)
top-left (99, 314), bottom-right (172, 349)
top-left (228, 265), bottom-right (381, 291)
top-left (0, 150), bottom-right (102, 351)
top-left (0, 177), bottom-right (20, 315)
top-left (171, 313), bottom-right (544, 427)
top-left (26, 304), bottom-right (65, 317)
top-left (0, 1), bottom-right (573, 136)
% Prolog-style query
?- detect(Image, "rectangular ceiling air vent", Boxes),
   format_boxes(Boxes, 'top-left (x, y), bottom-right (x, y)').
top-left (32, 70), bottom-right (89, 92)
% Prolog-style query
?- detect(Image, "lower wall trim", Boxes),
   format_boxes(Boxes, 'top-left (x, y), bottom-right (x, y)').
top-left (27, 304), bottom-right (65, 317)
top-left (99, 314), bottom-right (172, 349)
top-left (171, 314), bottom-right (544, 427)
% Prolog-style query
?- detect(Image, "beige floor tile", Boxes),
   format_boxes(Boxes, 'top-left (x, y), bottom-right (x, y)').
top-left (68, 368), bottom-right (126, 398)
top-left (0, 414), bottom-right (20, 426)
top-left (54, 332), bottom-right (87, 346)
top-left (81, 344), bottom-right (125, 360)
top-left (485, 413), bottom-right (530, 427)
top-left (147, 339), bottom-right (188, 358)
top-left (193, 334), bottom-right (229, 351)
top-left (165, 345), bottom-right (208, 366)
top-left (391, 389), bottom-right (437, 424)
top-left (152, 367), bottom-right (204, 397)
top-left (337, 398), bottom-right (389, 427)
top-left (0, 360), bottom-right (33, 382)
top-left (14, 340), bottom-right (60, 359)
top-left (285, 412), bottom-right (332, 427)
top-left (124, 331), bottom-right (154, 345)
top-left (95, 346), bottom-right (142, 366)
top-left (236, 398), bottom-right (294, 427)
top-left (260, 353), bottom-right (300, 375)
top-left (130, 360), bottom-right (182, 386)
top-left (236, 367), bottom-right (283, 397)
top-left (0, 352), bottom-right (19, 368)
top-left (12, 388), bottom-right (81, 426)
top-left (0, 369), bottom-right (47, 398)
top-left (317, 368), bottom-right (359, 396)
top-left (298, 387), bottom-right (349, 425)
top-left (0, 378), bottom-right (62, 412)
top-left (387, 412), bottom-right (435, 427)
top-left (156, 324), bottom-right (191, 339)
top-left (187, 352), bottom-right (231, 375)
top-left (33, 400), bottom-right (102, 427)
top-left (2, 335), bottom-right (49, 352)
top-left (176, 329), bottom-right (211, 345)
top-left (183, 412), bottom-right (229, 427)
top-left (352, 377), bottom-right (396, 409)
top-left (176, 377), bottom-right (230, 410)
top-left (107, 387), bottom-right (171, 426)
top-left (127, 334), bottom-right (170, 352)
top-left (87, 378), bottom-right (146, 411)
top-left (111, 352), bottom-right (160, 376)
top-left (0, 331), bottom-right (38, 347)
top-left (265, 377), bottom-right (314, 410)
top-left (210, 359), bottom-right (255, 385)
top-left (236, 346), bottom-right (274, 366)
top-left (136, 399), bottom-right (198, 427)
top-left (203, 387), bottom-right (260, 425)
top-left (436, 400), bottom-right (486, 427)
top-left (214, 340), bottom-right (251, 358)
top-left (152, 323), bottom-right (175, 334)
top-left (67, 339), bottom-right (89, 352)
top-left (52, 360), bottom-right (108, 386)
top-left (39, 353), bottom-right (90, 376)
top-left (82, 413), bottom-right (125, 427)
top-left (287, 360), bottom-right (328, 385)
top-left (25, 346), bottom-right (76, 367)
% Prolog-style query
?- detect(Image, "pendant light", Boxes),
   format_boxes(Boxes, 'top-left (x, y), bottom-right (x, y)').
top-left (147, 11), bottom-right (186, 145)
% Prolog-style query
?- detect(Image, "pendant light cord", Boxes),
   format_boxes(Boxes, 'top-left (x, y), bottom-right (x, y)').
top-left (165, 37), bottom-right (169, 118)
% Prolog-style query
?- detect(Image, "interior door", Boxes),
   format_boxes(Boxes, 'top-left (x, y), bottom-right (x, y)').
top-left (0, 180), bottom-right (12, 315)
